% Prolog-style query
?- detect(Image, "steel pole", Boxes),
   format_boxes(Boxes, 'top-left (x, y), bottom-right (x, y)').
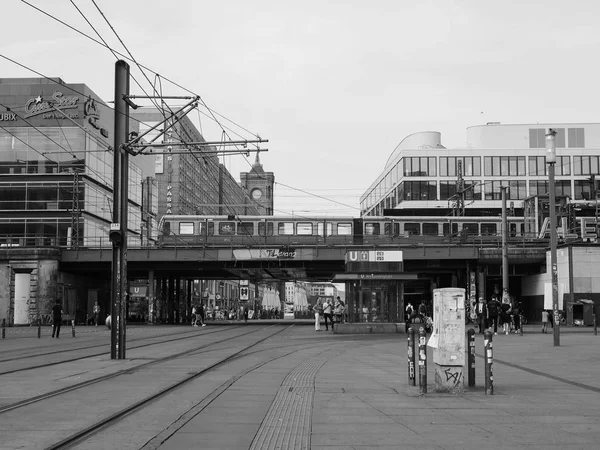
top-left (501, 186), bottom-right (509, 293)
top-left (112, 60), bottom-right (130, 359)
top-left (546, 129), bottom-right (560, 347)
top-left (407, 327), bottom-right (416, 386)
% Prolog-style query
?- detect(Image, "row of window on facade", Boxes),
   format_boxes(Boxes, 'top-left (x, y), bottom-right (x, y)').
top-left (367, 155), bottom-right (600, 207)
top-left (362, 178), bottom-right (598, 216)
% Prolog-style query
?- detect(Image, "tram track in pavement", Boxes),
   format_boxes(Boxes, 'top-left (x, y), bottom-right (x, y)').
top-left (0, 325), bottom-right (274, 415)
top-left (0, 326), bottom-right (241, 376)
top-left (40, 325), bottom-right (297, 450)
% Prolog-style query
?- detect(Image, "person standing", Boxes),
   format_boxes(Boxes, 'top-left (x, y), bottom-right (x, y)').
top-left (487, 296), bottom-right (501, 335)
top-left (92, 301), bottom-right (100, 327)
top-left (198, 303), bottom-right (206, 327)
top-left (500, 295), bottom-right (512, 335)
top-left (334, 297), bottom-right (344, 326)
top-left (542, 309), bottom-right (549, 333)
top-left (323, 299), bottom-right (333, 331)
top-left (476, 297), bottom-right (487, 334)
top-left (243, 305), bottom-right (248, 325)
top-left (315, 301), bottom-right (323, 331)
top-left (51, 299), bottom-right (63, 338)
top-left (512, 300), bottom-right (522, 333)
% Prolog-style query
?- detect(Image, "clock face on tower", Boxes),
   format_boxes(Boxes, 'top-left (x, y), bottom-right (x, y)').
top-left (251, 189), bottom-right (263, 200)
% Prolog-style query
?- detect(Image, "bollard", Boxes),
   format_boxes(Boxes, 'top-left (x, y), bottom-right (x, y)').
top-left (519, 313), bottom-right (524, 336)
top-left (71, 319), bottom-right (75, 338)
top-left (38, 318), bottom-right (41, 339)
top-left (484, 330), bottom-right (493, 395)
top-left (407, 327), bottom-right (416, 386)
top-left (467, 328), bottom-right (475, 387)
top-left (418, 327), bottom-right (427, 394)
top-left (2, 318), bottom-right (5, 339)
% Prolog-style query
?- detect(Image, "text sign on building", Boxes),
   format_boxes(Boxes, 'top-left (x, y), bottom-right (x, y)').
top-left (345, 250), bottom-right (403, 263)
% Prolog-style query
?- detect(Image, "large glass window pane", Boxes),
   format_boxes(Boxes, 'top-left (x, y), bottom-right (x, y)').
top-left (365, 223), bottom-right (380, 235)
top-left (219, 222), bottom-right (235, 235)
top-left (405, 223), bottom-right (420, 235)
top-left (440, 157), bottom-right (448, 177)
top-left (278, 222), bottom-right (294, 235)
top-left (423, 223), bottom-right (438, 235)
top-left (429, 157), bottom-right (437, 176)
top-left (337, 223), bottom-right (352, 235)
top-left (238, 222), bottom-right (254, 235)
top-left (484, 157), bottom-right (492, 176)
top-left (179, 222), bottom-right (194, 235)
top-left (317, 222), bottom-right (333, 236)
top-left (296, 222), bottom-right (313, 235)
top-left (404, 158), bottom-right (412, 177)
top-left (558, 156), bottom-right (570, 175)
top-left (517, 156), bottom-right (526, 176)
top-left (448, 157), bottom-right (456, 177)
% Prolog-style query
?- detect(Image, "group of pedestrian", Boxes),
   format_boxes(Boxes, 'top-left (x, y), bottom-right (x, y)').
top-left (475, 290), bottom-right (522, 335)
top-left (314, 296), bottom-right (345, 331)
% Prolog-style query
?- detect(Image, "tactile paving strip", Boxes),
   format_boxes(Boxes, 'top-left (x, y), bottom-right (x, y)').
top-left (249, 355), bottom-right (329, 450)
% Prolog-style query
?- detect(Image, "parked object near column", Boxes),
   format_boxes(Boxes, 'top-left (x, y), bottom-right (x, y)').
top-left (427, 288), bottom-right (466, 392)
top-left (484, 330), bottom-right (493, 395)
top-left (407, 327), bottom-right (416, 386)
top-left (418, 327), bottom-right (427, 394)
top-left (467, 328), bottom-right (475, 387)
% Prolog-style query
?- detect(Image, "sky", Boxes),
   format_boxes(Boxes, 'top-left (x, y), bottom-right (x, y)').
top-left (3, 0), bottom-right (600, 217)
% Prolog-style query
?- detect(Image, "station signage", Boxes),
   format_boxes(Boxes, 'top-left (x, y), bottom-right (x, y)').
top-left (345, 250), bottom-right (403, 263)
top-left (233, 247), bottom-right (300, 260)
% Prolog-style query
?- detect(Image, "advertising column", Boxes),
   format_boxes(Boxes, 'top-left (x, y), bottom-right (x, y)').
top-left (427, 288), bottom-right (466, 392)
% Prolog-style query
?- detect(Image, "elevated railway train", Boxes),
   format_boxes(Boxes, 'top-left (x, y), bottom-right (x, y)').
top-left (157, 214), bottom-right (541, 247)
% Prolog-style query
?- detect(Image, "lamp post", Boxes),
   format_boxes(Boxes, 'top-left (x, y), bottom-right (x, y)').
top-left (546, 128), bottom-right (560, 347)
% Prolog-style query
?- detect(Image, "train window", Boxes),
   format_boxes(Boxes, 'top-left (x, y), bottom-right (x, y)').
top-left (405, 223), bottom-right (420, 235)
top-left (482, 223), bottom-right (497, 235)
top-left (179, 222), bottom-right (194, 235)
top-left (317, 222), bottom-right (333, 236)
top-left (337, 223), bottom-right (352, 235)
top-left (278, 222), bottom-right (294, 235)
top-left (206, 222), bottom-right (214, 236)
top-left (423, 223), bottom-right (439, 235)
top-left (443, 223), bottom-right (459, 235)
top-left (238, 222), bottom-right (254, 235)
top-left (219, 222), bottom-right (236, 235)
top-left (365, 223), bottom-right (380, 235)
top-left (463, 223), bottom-right (478, 235)
top-left (258, 221), bottom-right (274, 236)
top-left (384, 223), bottom-right (400, 236)
top-left (163, 221), bottom-right (171, 236)
top-left (296, 222), bottom-right (313, 235)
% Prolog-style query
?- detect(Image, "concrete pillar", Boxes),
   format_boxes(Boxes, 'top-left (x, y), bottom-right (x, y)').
top-left (148, 270), bottom-right (154, 323)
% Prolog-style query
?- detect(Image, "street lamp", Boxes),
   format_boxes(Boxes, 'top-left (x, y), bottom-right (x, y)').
top-left (546, 128), bottom-right (560, 346)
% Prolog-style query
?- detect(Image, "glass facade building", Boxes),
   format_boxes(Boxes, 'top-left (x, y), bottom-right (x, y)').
top-left (360, 124), bottom-right (600, 217)
top-left (0, 77), bottom-right (156, 248)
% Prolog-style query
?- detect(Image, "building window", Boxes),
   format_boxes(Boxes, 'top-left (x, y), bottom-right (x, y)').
top-left (484, 156), bottom-right (526, 176)
top-left (400, 181), bottom-right (437, 201)
top-left (440, 157), bottom-right (480, 177)
top-left (573, 156), bottom-right (599, 176)
top-left (530, 128), bottom-right (565, 148)
top-left (403, 157), bottom-right (436, 176)
top-left (568, 128), bottom-right (585, 148)
top-left (529, 156), bottom-right (546, 176)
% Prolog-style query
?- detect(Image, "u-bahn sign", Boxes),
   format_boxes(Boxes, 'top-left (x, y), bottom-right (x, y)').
top-left (345, 250), bottom-right (403, 263)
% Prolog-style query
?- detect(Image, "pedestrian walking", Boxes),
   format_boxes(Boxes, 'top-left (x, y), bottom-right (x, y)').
top-left (487, 296), bottom-right (501, 335)
top-left (191, 305), bottom-right (198, 327)
top-left (243, 305), bottom-right (248, 324)
top-left (314, 301), bottom-right (323, 331)
top-left (198, 303), bottom-right (206, 327)
top-left (51, 299), bottom-right (63, 338)
top-left (542, 309), bottom-right (549, 333)
top-left (92, 301), bottom-right (100, 327)
top-left (500, 293), bottom-right (512, 335)
top-left (476, 297), bottom-right (487, 334)
top-left (512, 300), bottom-right (522, 333)
top-left (323, 299), bottom-right (333, 331)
